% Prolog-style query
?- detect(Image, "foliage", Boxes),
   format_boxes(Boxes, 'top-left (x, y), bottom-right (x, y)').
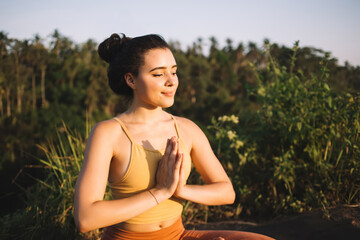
top-left (207, 42), bottom-right (360, 219)
top-left (0, 122), bottom-right (102, 239)
top-left (1, 30), bottom-right (360, 237)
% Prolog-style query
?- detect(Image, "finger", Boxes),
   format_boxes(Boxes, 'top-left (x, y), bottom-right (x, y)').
top-left (156, 156), bottom-right (165, 177)
top-left (164, 138), bottom-right (175, 169)
top-left (158, 155), bottom-right (166, 170)
top-left (159, 140), bottom-right (170, 166)
top-left (164, 139), bottom-right (177, 174)
top-left (168, 137), bottom-right (178, 162)
top-left (176, 139), bottom-right (180, 155)
top-left (175, 153), bottom-right (183, 171)
top-left (164, 138), bottom-right (172, 157)
top-left (175, 138), bottom-right (180, 159)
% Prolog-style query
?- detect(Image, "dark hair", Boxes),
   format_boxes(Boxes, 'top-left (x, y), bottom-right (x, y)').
top-left (98, 33), bottom-right (169, 97)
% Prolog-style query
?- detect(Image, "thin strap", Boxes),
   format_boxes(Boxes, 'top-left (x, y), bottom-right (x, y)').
top-left (112, 118), bottom-right (134, 143)
top-left (170, 115), bottom-right (181, 139)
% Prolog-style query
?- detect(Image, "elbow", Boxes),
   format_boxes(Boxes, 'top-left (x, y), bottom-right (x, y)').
top-left (214, 181), bottom-right (236, 205)
top-left (222, 190), bottom-right (235, 205)
top-left (228, 189), bottom-right (236, 204)
top-left (224, 183), bottom-right (236, 205)
top-left (78, 226), bottom-right (90, 234)
top-left (216, 189), bottom-right (235, 205)
top-left (74, 212), bottom-right (92, 233)
top-left (74, 200), bottom-right (95, 233)
top-left (76, 218), bottom-right (91, 233)
top-left (211, 182), bottom-right (236, 205)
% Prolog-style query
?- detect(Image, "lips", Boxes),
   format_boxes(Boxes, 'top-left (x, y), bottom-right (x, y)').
top-left (161, 91), bottom-right (175, 97)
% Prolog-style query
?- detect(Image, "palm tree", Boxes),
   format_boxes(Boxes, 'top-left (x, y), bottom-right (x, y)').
top-left (0, 31), bottom-right (10, 117)
top-left (11, 39), bottom-right (32, 114)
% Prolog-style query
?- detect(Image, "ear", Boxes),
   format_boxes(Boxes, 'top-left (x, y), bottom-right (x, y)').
top-left (124, 73), bottom-right (136, 90)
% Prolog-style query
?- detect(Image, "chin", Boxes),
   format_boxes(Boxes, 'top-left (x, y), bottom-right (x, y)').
top-left (160, 102), bottom-right (174, 108)
top-left (159, 99), bottom-right (175, 108)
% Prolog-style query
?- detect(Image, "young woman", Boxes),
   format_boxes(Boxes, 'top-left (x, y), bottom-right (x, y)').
top-left (74, 33), bottom-right (274, 240)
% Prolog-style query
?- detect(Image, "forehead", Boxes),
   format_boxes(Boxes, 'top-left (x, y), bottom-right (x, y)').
top-left (142, 48), bottom-right (176, 69)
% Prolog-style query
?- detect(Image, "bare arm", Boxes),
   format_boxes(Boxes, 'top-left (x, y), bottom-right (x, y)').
top-left (73, 122), bottom-right (181, 233)
top-left (174, 118), bottom-right (235, 205)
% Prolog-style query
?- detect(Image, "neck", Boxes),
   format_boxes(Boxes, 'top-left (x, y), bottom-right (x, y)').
top-left (124, 101), bottom-right (167, 124)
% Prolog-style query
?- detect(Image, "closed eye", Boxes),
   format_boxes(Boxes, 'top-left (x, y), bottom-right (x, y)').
top-left (153, 74), bottom-right (163, 77)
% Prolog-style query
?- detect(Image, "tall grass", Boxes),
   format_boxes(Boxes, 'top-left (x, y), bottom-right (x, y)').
top-left (0, 121), bottom-right (102, 239)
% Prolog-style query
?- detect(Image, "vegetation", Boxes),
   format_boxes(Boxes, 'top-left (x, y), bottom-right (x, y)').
top-left (207, 42), bottom-right (359, 221)
top-left (1, 123), bottom-right (97, 239)
top-left (0, 30), bottom-right (359, 239)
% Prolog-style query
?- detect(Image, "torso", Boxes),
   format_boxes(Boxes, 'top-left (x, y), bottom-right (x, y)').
top-left (108, 114), bottom-right (191, 183)
top-left (107, 112), bottom-right (192, 232)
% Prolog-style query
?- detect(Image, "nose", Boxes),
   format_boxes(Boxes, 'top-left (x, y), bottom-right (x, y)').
top-left (165, 72), bottom-right (177, 86)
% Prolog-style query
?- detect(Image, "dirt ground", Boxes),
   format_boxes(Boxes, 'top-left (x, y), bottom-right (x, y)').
top-left (184, 206), bottom-right (360, 240)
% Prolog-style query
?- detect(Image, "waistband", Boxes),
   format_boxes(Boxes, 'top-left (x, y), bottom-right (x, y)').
top-left (101, 217), bottom-right (185, 240)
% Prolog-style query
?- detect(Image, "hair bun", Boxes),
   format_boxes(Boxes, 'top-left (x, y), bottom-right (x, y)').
top-left (98, 33), bottom-right (130, 63)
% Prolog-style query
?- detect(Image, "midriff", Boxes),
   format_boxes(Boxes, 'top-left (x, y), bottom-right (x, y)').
top-left (113, 215), bottom-right (181, 232)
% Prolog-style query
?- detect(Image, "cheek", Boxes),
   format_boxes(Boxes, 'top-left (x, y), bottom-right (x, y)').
top-left (173, 79), bottom-right (179, 91)
top-left (140, 81), bottom-right (162, 94)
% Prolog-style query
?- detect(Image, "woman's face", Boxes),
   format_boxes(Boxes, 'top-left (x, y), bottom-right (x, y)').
top-left (131, 48), bottom-right (178, 109)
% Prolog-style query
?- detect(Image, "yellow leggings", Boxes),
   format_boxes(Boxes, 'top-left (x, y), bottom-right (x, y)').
top-left (101, 217), bottom-right (275, 240)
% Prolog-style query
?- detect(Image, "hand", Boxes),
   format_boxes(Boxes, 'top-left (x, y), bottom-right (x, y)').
top-left (154, 137), bottom-right (183, 198)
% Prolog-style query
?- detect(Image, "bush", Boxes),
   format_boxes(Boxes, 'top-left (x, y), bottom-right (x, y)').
top-left (208, 42), bottom-right (360, 219)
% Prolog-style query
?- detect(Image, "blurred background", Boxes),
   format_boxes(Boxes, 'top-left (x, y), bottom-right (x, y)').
top-left (0, 0), bottom-right (359, 239)
top-left (1, 0), bottom-right (360, 66)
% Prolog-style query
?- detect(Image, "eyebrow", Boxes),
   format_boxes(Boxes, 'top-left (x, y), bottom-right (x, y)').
top-left (149, 65), bottom-right (177, 72)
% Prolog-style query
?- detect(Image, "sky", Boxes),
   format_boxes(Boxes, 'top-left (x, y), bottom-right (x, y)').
top-left (0, 0), bottom-right (359, 66)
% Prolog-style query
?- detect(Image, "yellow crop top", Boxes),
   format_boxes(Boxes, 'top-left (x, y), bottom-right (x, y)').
top-left (110, 115), bottom-right (192, 224)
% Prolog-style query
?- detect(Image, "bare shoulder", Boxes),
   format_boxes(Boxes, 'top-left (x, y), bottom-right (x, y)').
top-left (173, 116), bottom-right (202, 134)
top-left (81, 117), bottom-right (128, 167)
top-left (172, 116), bottom-right (207, 149)
top-left (88, 118), bottom-right (124, 143)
